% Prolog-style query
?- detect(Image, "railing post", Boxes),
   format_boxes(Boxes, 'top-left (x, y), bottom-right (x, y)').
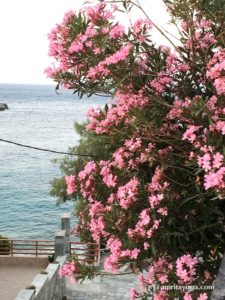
top-left (95, 240), bottom-right (101, 267)
top-left (11, 240), bottom-right (13, 257)
top-left (54, 230), bottom-right (66, 259)
top-left (69, 241), bottom-right (71, 256)
top-left (36, 241), bottom-right (38, 258)
top-left (61, 213), bottom-right (71, 254)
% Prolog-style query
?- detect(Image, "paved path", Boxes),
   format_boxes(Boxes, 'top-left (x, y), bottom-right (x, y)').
top-left (66, 272), bottom-right (139, 300)
top-left (66, 253), bottom-right (140, 299)
top-left (0, 266), bottom-right (44, 300)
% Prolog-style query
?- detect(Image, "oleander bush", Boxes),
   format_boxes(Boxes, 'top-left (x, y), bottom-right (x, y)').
top-left (47, 1), bottom-right (225, 299)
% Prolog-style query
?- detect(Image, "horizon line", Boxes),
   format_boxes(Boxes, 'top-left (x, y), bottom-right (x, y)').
top-left (0, 82), bottom-right (56, 86)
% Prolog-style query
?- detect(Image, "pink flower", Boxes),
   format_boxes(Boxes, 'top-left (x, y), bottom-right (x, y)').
top-left (105, 44), bottom-right (132, 65)
top-left (183, 293), bottom-right (193, 300)
top-left (117, 177), bottom-right (139, 209)
top-left (113, 147), bottom-right (127, 169)
top-left (150, 72), bottom-right (172, 93)
top-left (139, 209), bottom-right (151, 225)
top-left (158, 274), bottom-right (168, 284)
top-left (207, 96), bottom-right (217, 111)
top-left (65, 175), bottom-right (77, 195)
top-left (44, 66), bottom-right (59, 77)
top-left (215, 121), bottom-right (225, 135)
top-left (87, 64), bottom-right (110, 80)
top-left (130, 287), bottom-right (137, 300)
top-left (62, 10), bottom-right (75, 23)
top-left (107, 237), bottom-right (122, 253)
top-left (69, 41), bottom-right (84, 53)
top-left (149, 194), bottom-right (164, 208)
top-left (176, 254), bottom-right (198, 283)
top-left (93, 47), bottom-right (101, 54)
top-left (214, 77), bottom-right (225, 95)
top-left (100, 160), bottom-right (117, 187)
top-left (90, 216), bottom-right (106, 241)
top-left (85, 25), bottom-right (97, 37)
top-left (85, 40), bottom-right (93, 48)
top-left (213, 152), bottom-right (223, 168)
top-left (104, 255), bottom-right (119, 272)
top-left (59, 262), bottom-right (76, 283)
top-left (143, 242), bottom-right (150, 250)
top-left (182, 125), bottom-right (201, 143)
top-left (124, 138), bottom-right (142, 152)
top-left (198, 153), bottom-right (212, 171)
top-left (79, 161), bottom-right (97, 180)
top-left (148, 167), bottom-right (168, 193)
top-left (130, 248), bottom-right (140, 259)
top-left (153, 291), bottom-right (167, 300)
top-left (89, 201), bottom-right (105, 217)
top-left (101, 27), bottom-right (109, 34)
top-left (197, 293), bottom-right (208, 300)
top-left (157, 207), bottom-right (168, 216)
top-left (109, 25), bottom-right (125, 39)
top-left (133, 18), bottom-right (152, 34)
top-left (204, 167), bottom-right (225, 190)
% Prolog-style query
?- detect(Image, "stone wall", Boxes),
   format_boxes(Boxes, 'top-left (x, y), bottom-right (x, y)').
top-left (15, 256), bottom-right (67, 300)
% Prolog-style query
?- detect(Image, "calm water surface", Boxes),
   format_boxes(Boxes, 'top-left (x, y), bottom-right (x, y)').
top-left (0, 84), bottom-right (105, 239)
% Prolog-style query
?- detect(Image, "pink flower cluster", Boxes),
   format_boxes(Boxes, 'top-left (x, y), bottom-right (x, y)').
top-left (45, 1), bottom-right (147, 90)
top-left (104, 236), bottom-right (141, 272)
top-left (176, 254), bottom-right (198, 284)
top-left (183, 18), bottom-right (216, 51)
top-left (117, 177), bottom-right (139, 209)
top-left (150, 72), bottom-right (172, 93)
top-left (65, 175), bottom-right (77, 195)
top-left (132, 18), bottom-right (153, 43)
top-left (109, 25), bottom-right (125, 39)
top-left (182, 125), bottom-right (202, 143)
top-left (207, 48), bottom-right (225, 95)
top-left (83, 2), bottom-right (113, 23)
top-left (138, 256), bottom-right (172, 294)
top-left (87, 44), bottom-right (132, 80)
top-left (86, 91), bottom-right (149, 134)
top-left (135, 255), bottom-right (209, 299)
top-left (194, 144), bottom-right (225, 192)
top-left (113, 139), bottom-right (154, 170)
top-left (127, 208), bottom-right (161, 240)
top-left (99, 160), bottom-right (117, 187)
top-left (184, 292), bottom-right (208, 300)
top-left (59, 262), bottom-right (76, 283)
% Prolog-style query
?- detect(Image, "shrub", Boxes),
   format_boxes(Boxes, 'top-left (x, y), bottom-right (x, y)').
top-left (0, 235), bottom-right (11, 255)
top-left (47, 0), bottom-right (225, 298)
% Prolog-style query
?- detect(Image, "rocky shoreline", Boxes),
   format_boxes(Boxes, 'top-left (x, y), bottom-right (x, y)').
top-left (0, 102), bottom-right (8, 111)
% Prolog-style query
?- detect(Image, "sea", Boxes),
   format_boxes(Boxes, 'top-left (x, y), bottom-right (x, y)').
top-left (0, 83), bottom-right (105, 239)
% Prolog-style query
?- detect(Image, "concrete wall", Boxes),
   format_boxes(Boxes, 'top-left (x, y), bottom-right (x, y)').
top-left (15, 256), bottom-right (67, 300)
top-left (14, 213), bottom-right (71, 300)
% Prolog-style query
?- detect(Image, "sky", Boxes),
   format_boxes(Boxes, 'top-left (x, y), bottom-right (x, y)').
top-left (0, 0), bottom-right (176, 85)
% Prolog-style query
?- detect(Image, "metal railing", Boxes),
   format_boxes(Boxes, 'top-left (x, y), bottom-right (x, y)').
top-left (0, 239), bottom-right (54, 257)
top-left (69, 241), bottom-right (100, 264)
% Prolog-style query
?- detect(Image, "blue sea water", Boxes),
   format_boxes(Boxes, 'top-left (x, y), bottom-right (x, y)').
top-left (0, 84), bottom-right (105, 239)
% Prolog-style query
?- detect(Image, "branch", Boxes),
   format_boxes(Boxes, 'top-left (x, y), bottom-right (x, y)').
top-left (132, 0), bottom-right (178, 49)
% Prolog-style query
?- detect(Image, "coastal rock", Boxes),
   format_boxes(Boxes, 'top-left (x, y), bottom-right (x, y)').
top-left (0, 102), bottom-right (8, 111)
